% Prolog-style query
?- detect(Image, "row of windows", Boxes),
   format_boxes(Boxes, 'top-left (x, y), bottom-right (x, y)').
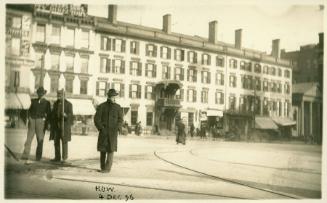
top-left (35, 24), bottom-right (89, 48)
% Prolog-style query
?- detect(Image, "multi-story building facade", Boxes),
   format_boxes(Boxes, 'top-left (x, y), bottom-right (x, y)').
top-left (5, 4), bottom-right (293, 138)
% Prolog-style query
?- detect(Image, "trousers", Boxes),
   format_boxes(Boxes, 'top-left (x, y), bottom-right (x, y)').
top-left (100, 152), bottom-right (114, 171)
top-left (54, 134), bottom-right (68, 161)
top-left (22, 118), bottom-right (45, 160)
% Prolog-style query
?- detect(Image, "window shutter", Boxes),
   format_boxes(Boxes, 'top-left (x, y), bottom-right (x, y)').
top-left (96, 81), bottom-right (99, 96)
top-left (153, 45), bottom-right (157, 57)
top-left (122, 40), bottom-right (126, 52)
top-left (121, 60), bottom-right (125, 74)
top-left (112, 60), bottom-right (115, 73)
top-left (153, 65), bottom-right (157, 77)
top-left (129, 84), bottom-right (132, 98)
top-left (187, 90), bottom-right (189, 102)
top-left (130, 42), bottom-right (133, 53)
top-left (145, 44), bottom-right (149, 56)
top-left (193, 90), bottom-right (197, 102)
top-left (181, 50), bottom-right (184, 61)
top-left (201, 72), bottom-right (203, 83)
top-left (187, 51), bottom-right (190, 62)
top-left (221, 74), bottom-right (224, 85)
top-left (112, 39), bottom-right (116, 51)
top-left (208, 72), bottom-right (211, 83)
top-left (121, 84), bottom-right (125, 97)
top-left (106, 59), bottom-right (111, 73)
top-left (168, 48), bottom-right (171, 59)
top-left (180, 89), bottom-right (184, 101)
top-left (174, 49), bottom-right (176, 60)
top-left (106, 82), bottom-right (110, 94)
top-left (100, 58), bottom-right (104, 72)
top-left (138, 62), bottom-right (142, 76)
top-left (187, 69), bottom-right (190, 81)
top-left (137, 85), bottom-right (141, 98)
top-left (160, 47), bottom-right (163, 58)
top-left (100, 37), bottom-right (104, 50)
top-left (208, 55), bottom-right (211, 65)
top-left (194, 53), bottom-right (197, 63)
top-left (181, 69), bottom-right (184, 80)
top-left (136, 42), bottom-right (139, 55)
top-left (194, 70), bottom-right (197, 82)
top-left (107, 38), bottom-right (111, 51)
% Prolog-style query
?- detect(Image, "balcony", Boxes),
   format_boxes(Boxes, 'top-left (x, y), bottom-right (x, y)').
top-left (157, 98), bottom-right (181, 108)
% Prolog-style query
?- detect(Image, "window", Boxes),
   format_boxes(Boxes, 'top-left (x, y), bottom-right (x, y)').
top-left (215, 91), bottom-right (224, 104)
top-left (162, 65), bottom-right (171, 79)
top-left (255, 77), bottom-right (261, 91)
top-left (145, 85), bottom-right (154, 100)
top-left (187, 89), bottom-right (197, 102)
top-left (284, 100), bottom-right (290, 117)
top-left (113, 39), bottom-right (125, 52)
top-left (146, 44), bottom-right (157, 57)
top-left (188, 51), bottom-right (197, 63)
top-left (145, 63), bottom-right (156, 78)
top-left (161, 46), bottom-right (171, 59)
top-left (35, 52), bottom-right (44, 69)
top-left (65, 55), bottom-right (74, 72)
top-left (79, 57), bottom-right (88, 73)
top-left (263, 80), bottom-right (269, 91)
top-left (96, 81), bottom-right (108, 96)
top-left (175, 89), bottom-right (184, 101)
top-left (81, 30), bottom-right (89, 49)
top-left (202, 53), bottom-right (210, 65)
top-left (174, 67), bottom-right (184, 81)
top-left (278, 68), bottom-right (282, 76)
top-left (201, 90), bottom-right (208, 103)
top-left (245, 62), bottom-right (252, 71)
top-left (129, 84), bottom-right (141, 99)
top-left (239, 96), bottom-right (246, 112)
top-left (229, 75), bottom-right (237, 87)
top-left (216, 72), bottom-right (224, 86)
top-left (65, 78), bottom-right (73, 93)
top-left (277, 82), bottom-right (282, 93)
top-left (284, 83), bottom-right (290, 94)
top-left (201, 71), bottom-right (210, 84)
top-left (240, 61), bottom-right (246, 70)
top-left (254, 97), bottom-right (261, 115)
top-left (11, 38), bottom-right (21, 56)
top-left (50, 76), bottom-right (59, 93)
top-left (263, 98), bottom-right (269, 116)
top-left (187, 68), bottom-right (197, 82)
top-left (34, 74), bottom-right (42, 89)
top-left (51, 54), bottom-right (60, 70)
top-left (51, 25), bottom-right (60, 44)
top-left (101, 36), bottom-right (111, 51)
top-left (229, 96), bottom-right (236, 110)
top-left (100, 57), bottom-right (110, 73)
top-left (112, 83), bottom-right (125, 97)
top-left (263, 66), bottom-right (268, 74)
top-left (66, 28), bottom-right (74, 47)
top-left (10, 71), bottom-right (20, 88)
top-left (175, 49), bottom-right (184, 61)
top-left (112, 59), bottom-right (125, 74)
top-left (36, 24), bottom-right (45, 43)
top-left (130, 41), bottom-right (139, 54)
top-left (270, 67), bottom-right (276, 75)
top-left (130, 61), bottom-right (142, 76)
top-left (284, 70), bottom-right (290, 78)
top-left (216, 56), bottom-right (224, 67)
top-left (80, 80), bottom-right (88, 94)
top-left (131, 111), bottom-right (138, 125)
top-left (254, 64), bottom-right (261, 73)
top-left (229, 59), bottom-right (237, 69)
top-left (12, 17), bottom-right (22, 29)
top-left (146, 112), bottom-right (153, 126)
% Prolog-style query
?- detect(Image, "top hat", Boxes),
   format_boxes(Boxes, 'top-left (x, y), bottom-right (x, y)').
top-left (36, 87), bottom-right (47, 95)
top-left (107, 89), bottom-right (119, 97)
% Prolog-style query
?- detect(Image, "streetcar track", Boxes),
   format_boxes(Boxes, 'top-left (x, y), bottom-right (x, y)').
top-left (189, 149), bottom-right (321, 175)
top-left (154, 149), bottom-right (300, 199)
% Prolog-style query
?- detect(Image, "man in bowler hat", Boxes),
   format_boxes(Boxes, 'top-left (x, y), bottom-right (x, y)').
top-left (94, 89), bottom-right (123, 173)
top-left (21, 87), bottom-right (51, 161)
top-left (50, 90), bottom-right (73, 163)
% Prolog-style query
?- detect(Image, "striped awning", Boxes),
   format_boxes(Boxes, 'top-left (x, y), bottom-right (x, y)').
top-left (255, 116), bottom-right (278, 130)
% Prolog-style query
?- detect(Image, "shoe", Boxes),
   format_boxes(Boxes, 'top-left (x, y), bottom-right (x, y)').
top-left (50, 158), bottom-right (60, 162)
top-left (101, 169), bottom-right (110, 173)
top-left (21, 157), bottom-right (28, 161)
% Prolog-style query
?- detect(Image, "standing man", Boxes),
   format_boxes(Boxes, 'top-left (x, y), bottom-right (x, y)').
top-left (21, 87), bottom-right (51, 161)
top-left (94, 89), bottom-right (123, 173)
top-left (50, 90), bottom-right (73, 163)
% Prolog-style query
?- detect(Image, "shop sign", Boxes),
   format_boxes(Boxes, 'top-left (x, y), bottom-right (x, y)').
top-left (34, 4), bottom-right (88, 17)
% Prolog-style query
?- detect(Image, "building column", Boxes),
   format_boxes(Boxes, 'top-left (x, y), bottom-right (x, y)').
top-left (309, 102), bottom-right (313, 137)
top-left (301, 101), bottom-right (304, 137)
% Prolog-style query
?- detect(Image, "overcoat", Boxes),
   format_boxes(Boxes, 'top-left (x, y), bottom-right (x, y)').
top-left (176, 121), bottom-right (186, 144)
top-left (49, 99), bottom-right (74, 142)
top-left (94, 100), bottom-right (123, 152)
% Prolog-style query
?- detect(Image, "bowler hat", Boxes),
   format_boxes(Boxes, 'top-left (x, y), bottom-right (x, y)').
top-left (107, 89), bottom-right (119, 97)
top-left (36, 87), bottom-right (47, 95)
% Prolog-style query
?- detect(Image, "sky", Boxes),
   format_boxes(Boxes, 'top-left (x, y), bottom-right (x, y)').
top-left (87, 0), bottom-right (324, 54)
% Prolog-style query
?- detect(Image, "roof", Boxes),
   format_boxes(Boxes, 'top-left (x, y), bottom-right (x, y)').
top-left (292, 82), bottom-right (320, 94)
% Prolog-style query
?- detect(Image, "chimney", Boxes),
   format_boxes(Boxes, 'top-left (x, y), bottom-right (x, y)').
top-left (108, 5), bottom-right (117, 24)
top-left (235, 29), bottom-right (242, 49)
top-left (163, 14), bottom-right (171, 34)
top-left (318, 32), bottom-right (324, 48)
top-left (271, 39), bottom-right (280, 58)
top-left (208, 21), bottom-right (218, 44)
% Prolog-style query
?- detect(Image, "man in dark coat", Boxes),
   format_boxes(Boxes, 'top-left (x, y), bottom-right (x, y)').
top-left (50, 90), bottom-right (73, 163)
top-left (94, 89), bottom-right (123, 173)
top-left (176, 118), bottom-right (186, 145)
top-left (21, 87), bottom-right (51, 161)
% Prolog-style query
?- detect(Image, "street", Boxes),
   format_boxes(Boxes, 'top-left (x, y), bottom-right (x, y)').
top-left (4, 129), bottom-right (322, 200)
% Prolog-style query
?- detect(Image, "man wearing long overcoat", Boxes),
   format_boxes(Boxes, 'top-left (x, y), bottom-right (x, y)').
top-left (50, 90), bottom-right (73, 162)
top-left (94, 89), bottom-right (123, 173)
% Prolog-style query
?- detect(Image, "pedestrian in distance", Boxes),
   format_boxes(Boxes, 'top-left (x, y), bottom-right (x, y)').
top-left (190, 123), bottom-right (195, 138)
top-left (176, 118), bottom-right (186, 145)
top-left (94, 89), bottom-right (123, 173)
top-left (135, 121), bottom-right (142, 136)
top-left (49, 89), bottom-right (74, 163)
top-left (21, 87), bottom-right (51, 162)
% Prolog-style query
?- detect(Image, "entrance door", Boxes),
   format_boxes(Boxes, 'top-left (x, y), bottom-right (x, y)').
top-left (131, 111), bottom-right (138, 125)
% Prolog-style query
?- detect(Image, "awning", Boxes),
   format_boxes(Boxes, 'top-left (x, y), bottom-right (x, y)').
top-left (272, 117), bottom-right (296, 126)
top-left (255, 116), bottom-right (278, 130)
top-left (5, 93), bottom-right (31, 110)
top-left (68, 99), bottom-right (96, 115)
top-left (207, 109), bottom-right (223, 117)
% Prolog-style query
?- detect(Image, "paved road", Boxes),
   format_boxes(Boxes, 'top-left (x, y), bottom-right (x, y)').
top-left (4, 129), bottom-right (322, 200)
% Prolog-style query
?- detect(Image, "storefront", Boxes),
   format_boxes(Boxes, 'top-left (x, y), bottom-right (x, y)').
top-left (5, 93), bottom-right (31, 128)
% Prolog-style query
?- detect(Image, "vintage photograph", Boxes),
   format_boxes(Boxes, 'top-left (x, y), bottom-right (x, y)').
top-left (2, 0), bottom-right (326, 201)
